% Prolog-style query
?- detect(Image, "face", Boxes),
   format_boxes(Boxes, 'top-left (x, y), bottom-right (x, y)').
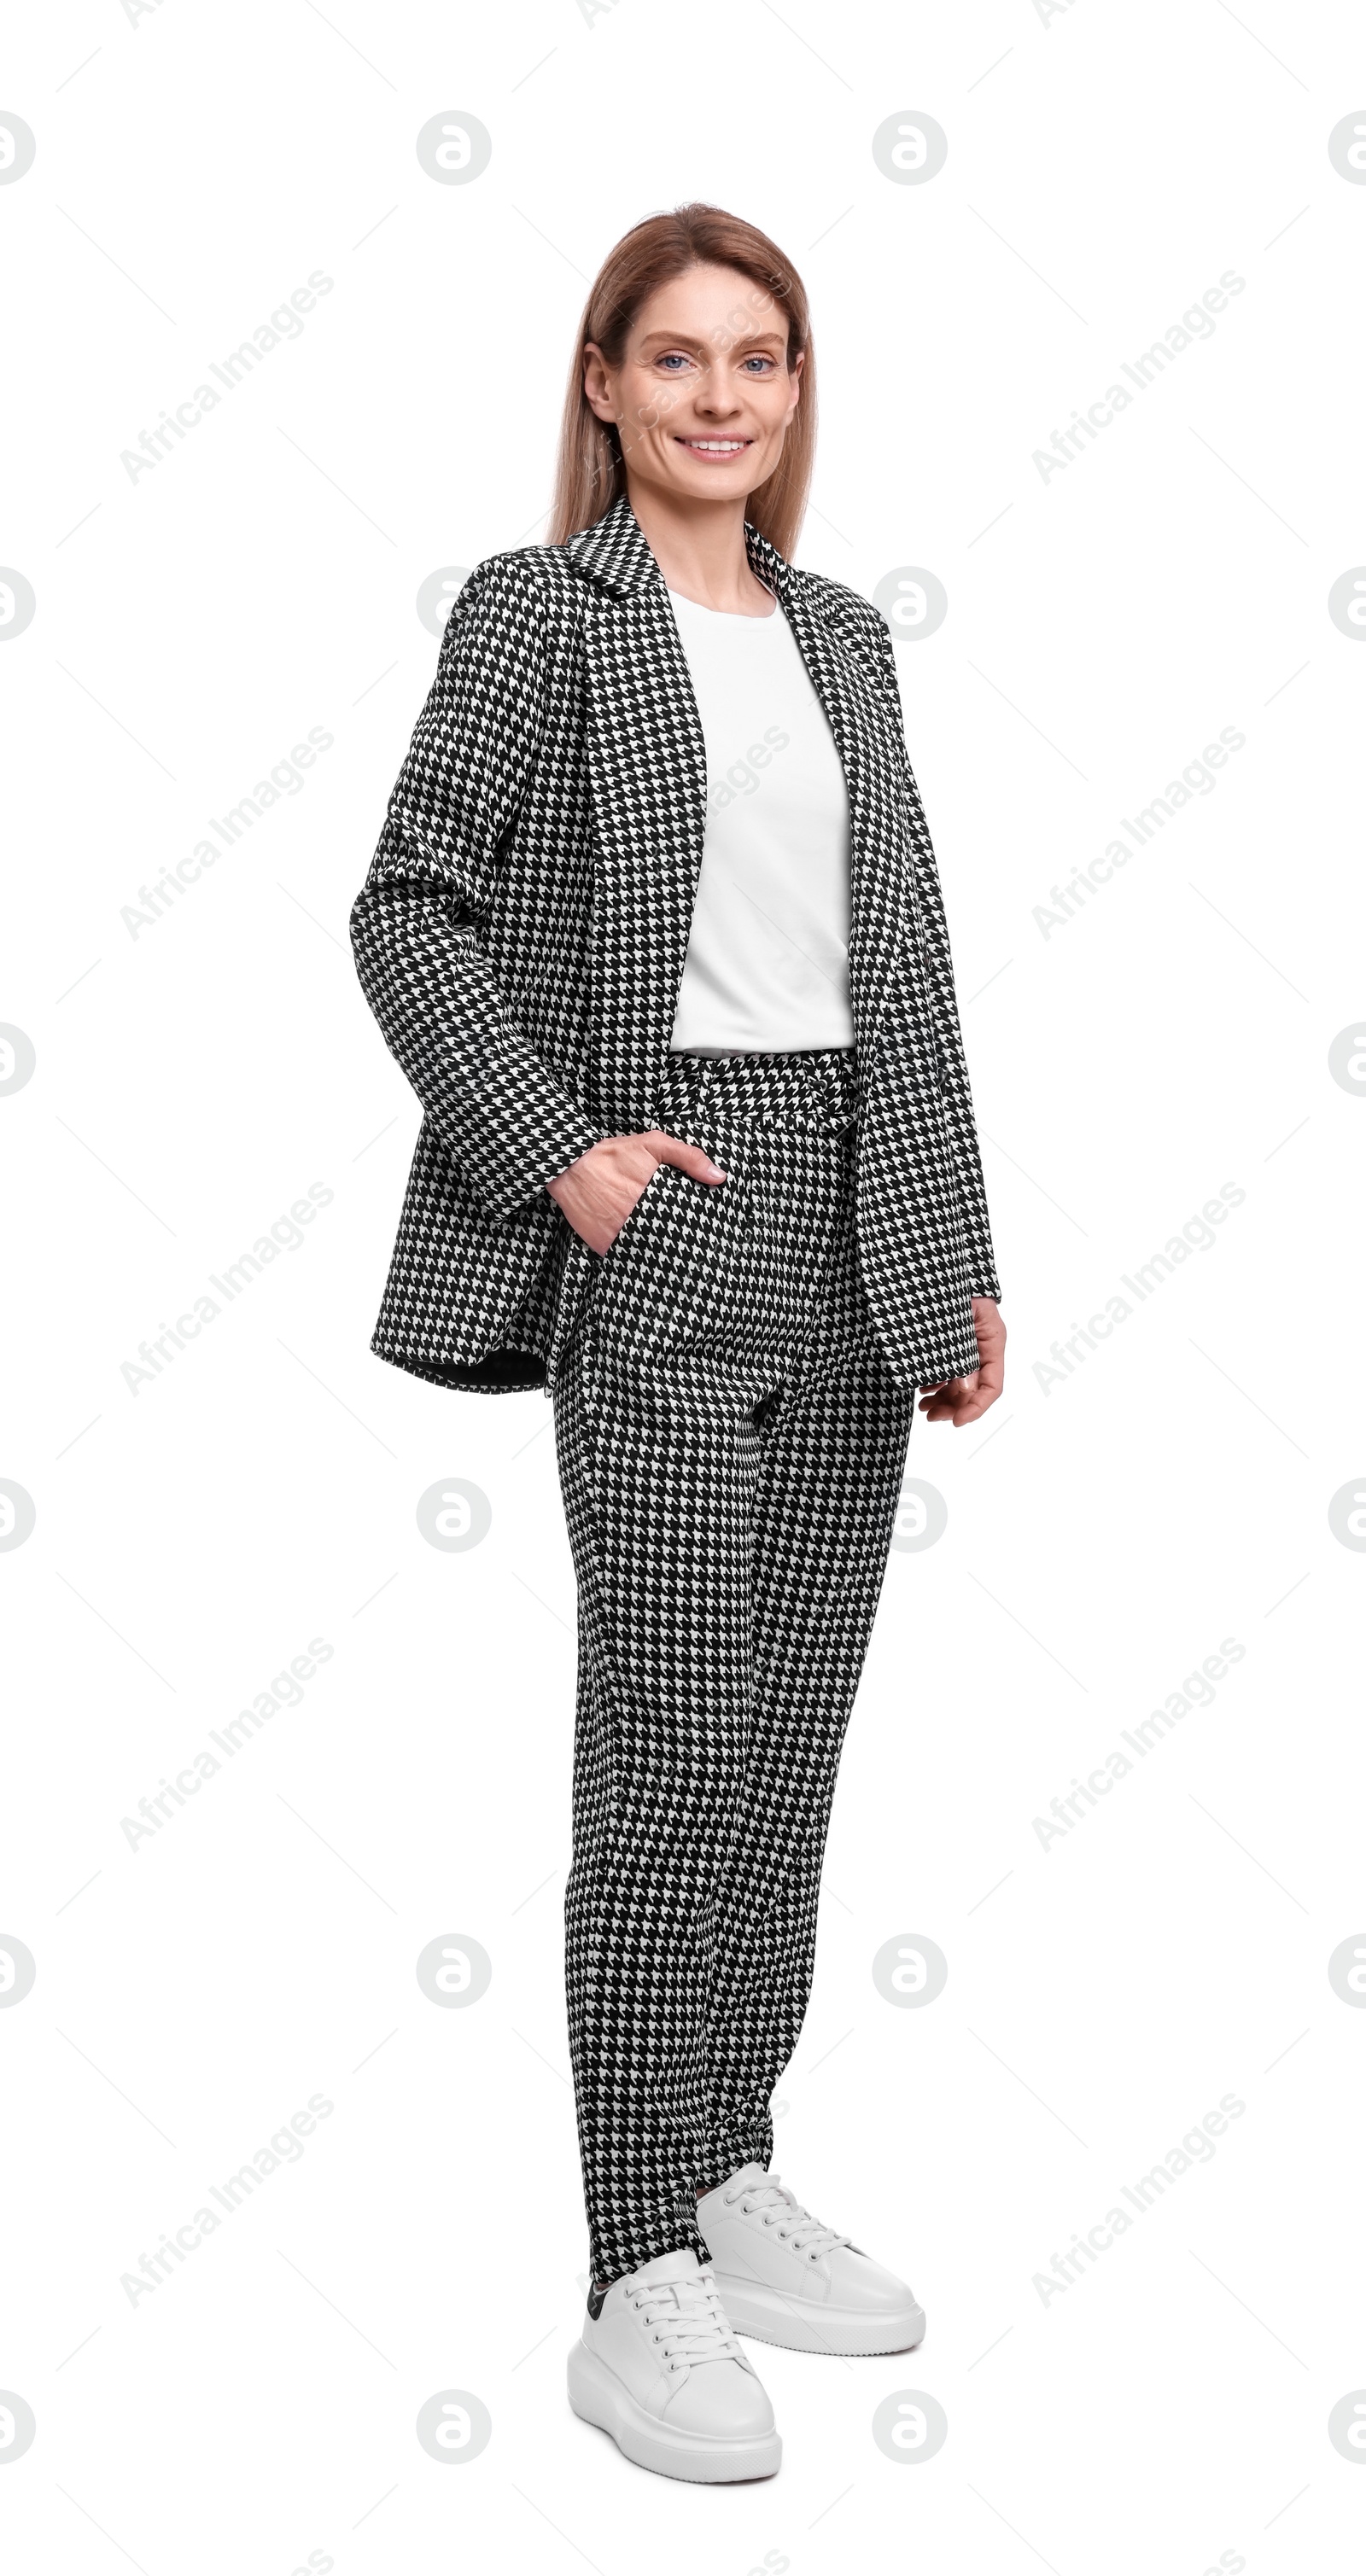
top-left (583, 262), bottom-right (803, 504)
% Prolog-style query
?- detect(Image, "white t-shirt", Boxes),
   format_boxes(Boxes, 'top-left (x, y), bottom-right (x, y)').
top-left (666, 586), bottom-right (855, 1055)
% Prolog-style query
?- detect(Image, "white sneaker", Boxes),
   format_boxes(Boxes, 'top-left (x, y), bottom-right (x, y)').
top-left (566, 2246), bottom-right (780, 2482)
top-left (696, 2162), bottom-right (926, 2356)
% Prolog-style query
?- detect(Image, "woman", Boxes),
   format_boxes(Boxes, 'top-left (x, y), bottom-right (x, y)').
top-left (352, 203), bottom-right (1004, 2485)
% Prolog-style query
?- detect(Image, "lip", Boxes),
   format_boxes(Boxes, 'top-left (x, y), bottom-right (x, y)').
top-left (674, 437), bottom-right (754, 461)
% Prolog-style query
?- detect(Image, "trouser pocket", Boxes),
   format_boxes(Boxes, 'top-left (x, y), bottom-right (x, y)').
top-left (593, 1157), bottom-right (751, 1358)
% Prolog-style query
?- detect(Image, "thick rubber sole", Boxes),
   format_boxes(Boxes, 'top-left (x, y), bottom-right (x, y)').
top-left (708, 2271), bottom-right (926, 2357)
top-left (566, 2340), bottom-right (781, 2483)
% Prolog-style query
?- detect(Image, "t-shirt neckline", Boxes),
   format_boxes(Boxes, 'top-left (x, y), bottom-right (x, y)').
top-left (667, 583), bottom-right (779, 623)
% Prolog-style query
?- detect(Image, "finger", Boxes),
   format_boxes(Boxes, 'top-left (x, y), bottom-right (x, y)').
top-left (953, 1378), bottom-right (1000, 1422)
top-left (648, 1132), bottom-right (727, 1183)
top-left (919, 1373), bottom-right (979, 1420)
top-left (931, 1373), bottom-right (978, 1401)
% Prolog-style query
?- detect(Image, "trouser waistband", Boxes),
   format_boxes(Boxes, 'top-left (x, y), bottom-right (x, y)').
top-left (658, 1047), bottom-right (858, 1134)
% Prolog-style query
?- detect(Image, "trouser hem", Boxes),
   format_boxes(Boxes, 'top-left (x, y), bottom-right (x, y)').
top-left (592, 2212), bottom-right (709, 2293)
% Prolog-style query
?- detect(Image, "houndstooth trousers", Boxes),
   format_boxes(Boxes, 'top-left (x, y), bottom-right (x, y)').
top-left (553, 1048), bottom-right (915, 2288)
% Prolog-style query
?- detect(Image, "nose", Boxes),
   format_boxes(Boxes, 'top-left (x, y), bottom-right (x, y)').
top-left (692, 366), bottom-right (743, 419)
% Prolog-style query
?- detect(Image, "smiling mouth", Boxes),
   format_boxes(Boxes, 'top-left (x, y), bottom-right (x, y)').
top-left (675, 437), bottom-right (754, 458)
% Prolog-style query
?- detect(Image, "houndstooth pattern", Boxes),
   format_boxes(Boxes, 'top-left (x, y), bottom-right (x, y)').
top-left (350, 490), bottom-right (1001, 1398)
top-left (554, 1049), bottom-right (914, 2287)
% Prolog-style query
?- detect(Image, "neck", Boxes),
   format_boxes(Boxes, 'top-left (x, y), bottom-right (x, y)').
top-left (622, 476), bottom-right (769, 615)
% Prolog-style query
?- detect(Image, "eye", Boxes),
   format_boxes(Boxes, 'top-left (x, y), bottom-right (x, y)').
top-left (741, 356), bottom-right (779, 373)
top-left (655, 351), bottom-right (697, 372)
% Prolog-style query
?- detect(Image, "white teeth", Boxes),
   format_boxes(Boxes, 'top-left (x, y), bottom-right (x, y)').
top-left (686, 440), bottom-right (746, 452)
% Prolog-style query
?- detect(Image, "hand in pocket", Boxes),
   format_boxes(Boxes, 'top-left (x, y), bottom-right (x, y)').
top-left (546, 1129), bottom-right (727, 1255)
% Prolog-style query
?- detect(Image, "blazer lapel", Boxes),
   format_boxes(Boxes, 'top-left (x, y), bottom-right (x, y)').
top-left (748, 525), bottom-right (908, 1058)
top-left (568, 497), bottom-right (708, 1129)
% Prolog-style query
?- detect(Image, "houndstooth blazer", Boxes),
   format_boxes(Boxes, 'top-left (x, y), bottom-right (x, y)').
top-left (351, 488), bottom-right (1001, 1396)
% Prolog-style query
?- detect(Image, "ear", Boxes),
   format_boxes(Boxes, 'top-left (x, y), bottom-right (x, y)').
top-left (582, 341), bottom-right (616, 425)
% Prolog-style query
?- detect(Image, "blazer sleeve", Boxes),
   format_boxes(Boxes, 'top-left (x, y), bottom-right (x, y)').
top-left (350, 555), bottom-right (606, 1225)
top-left (867, 613), bottom-right (1003, 1304)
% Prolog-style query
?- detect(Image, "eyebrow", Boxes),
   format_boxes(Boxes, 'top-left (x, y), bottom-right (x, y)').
top-left (635, 328), bottom-right (786, 352)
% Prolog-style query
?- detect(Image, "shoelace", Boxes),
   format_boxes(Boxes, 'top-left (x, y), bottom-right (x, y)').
top-left (628, 2270), bottom-right (746, 2372)
top-left (721, 2171), bottom-right (851, 2263)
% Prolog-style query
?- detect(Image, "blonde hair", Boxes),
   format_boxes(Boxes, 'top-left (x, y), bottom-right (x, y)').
top-left (546, 203), bottom-right (815, 560)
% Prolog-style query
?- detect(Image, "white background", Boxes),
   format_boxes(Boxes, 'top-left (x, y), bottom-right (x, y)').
top-left (3, 2), bottom-right (1364, 2569)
